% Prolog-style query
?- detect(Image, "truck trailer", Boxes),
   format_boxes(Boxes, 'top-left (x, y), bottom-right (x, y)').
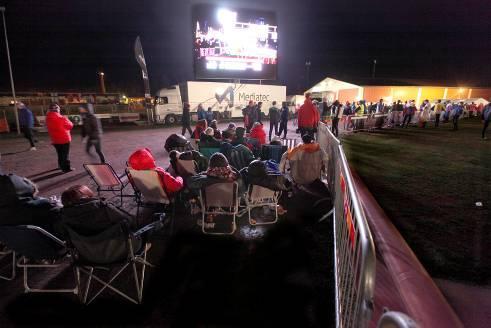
top-left (154, 81), bottom-right (286, 124)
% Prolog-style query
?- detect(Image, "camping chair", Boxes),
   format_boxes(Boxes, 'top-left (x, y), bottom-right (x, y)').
top-left (244, 185), bottom-right (281, 226)
top-left (84, 163), bottom-right (131, 206)
top-left (127, 169), bottom-right (174, 229)
top-left (198, 146), bottom-right (221, 159)
top-left (0, 225), bottom-right (78, 294)
top-left (175, 158), bottom-right (198, 177)
top-left (199, 182), bottom-right (239, 235)
top-left (261, 144), bottom-right (288, 163)
top-left (282, 138), bottom-right (297, 150)
top-left (0, 245), bottom-right (15, 281)
top-left (66, 216), bottom-right (164, 305)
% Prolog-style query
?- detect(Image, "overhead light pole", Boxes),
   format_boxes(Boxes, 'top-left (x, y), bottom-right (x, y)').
top-left (99, 71), bottom-right (106, 94)
top-left (0, 6), bottom-right (20, 134)
top-left (305, 60), bottom-right (311, 89)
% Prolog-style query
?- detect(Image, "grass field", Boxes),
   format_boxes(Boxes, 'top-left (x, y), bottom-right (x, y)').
top-left (342, 118), bottom-right (491, 284)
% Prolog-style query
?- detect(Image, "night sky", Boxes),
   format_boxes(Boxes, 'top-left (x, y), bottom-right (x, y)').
top-left (0, 0), bottom-right (490, 95)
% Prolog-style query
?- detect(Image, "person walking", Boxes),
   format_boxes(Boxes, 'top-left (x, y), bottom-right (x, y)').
top-left (268, 101), bottom-right (280, 141)
top-left (434, 99), bottom-right (444, 127)
top-left (181, 102), bottom-right (192, 137)
top-left (452, 102), bottom-right (464, 130)
top-left (80, 104), bottom-right (105, 163)
top-left (46, 103), bottom-right (74, 172)
top-left (278, 102), bottom-right (289, 139)
top-left (481, 103), bottom-right (491, 139)
top-left (18, 102), bottom-right (36, 150)
top-left (402, 101), bottom-right (415, 128)
top-left (297, 93), bottom-right (320, 137)
top-left (331, 100), bottom-right (342, 137)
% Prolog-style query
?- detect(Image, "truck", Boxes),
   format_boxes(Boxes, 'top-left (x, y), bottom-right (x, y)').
top-left (154, 81), bottom-right (286, 124)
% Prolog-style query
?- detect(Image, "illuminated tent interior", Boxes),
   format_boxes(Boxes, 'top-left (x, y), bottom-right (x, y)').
top-left (306, 77), bottom-right (491, 105)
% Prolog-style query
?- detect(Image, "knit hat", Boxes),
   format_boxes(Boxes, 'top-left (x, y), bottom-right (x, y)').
top-left (209, 153), bottom-right (229, 168)
top-left (205, 127), bottom-right (214, 136)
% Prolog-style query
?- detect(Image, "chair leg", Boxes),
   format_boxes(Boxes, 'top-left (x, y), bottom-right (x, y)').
top-left (0, 250), bottom-right (16, 281)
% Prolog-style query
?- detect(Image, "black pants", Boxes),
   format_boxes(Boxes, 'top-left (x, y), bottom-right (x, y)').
top-left (435, 114), bottom-right (440, 127)
top-left (402, 114), bottom-right (412, 127)
top-left (182, 124), bottom-right (192, 137)
top-left (269, 121), bottom-right (278, 140)
top-left (53, 143), bottom-right (71, 171)
top-left (278, 120), bottom-right (288, 138)
top-left (86, 138), bottom-right (105, 163)
top-left (482, 120), bottom-right (490, 138)
top-left (452, 115), bottom-right (460, 130)
top-left (332, 117), bottom-right (339, 137)
top-left (22, 127), bottom-right (35, 147)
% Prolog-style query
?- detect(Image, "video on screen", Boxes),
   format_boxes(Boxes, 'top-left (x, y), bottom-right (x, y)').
top-left (193, 5), bottom-right (278, 80)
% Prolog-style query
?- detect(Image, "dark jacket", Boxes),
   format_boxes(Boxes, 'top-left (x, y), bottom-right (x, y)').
top-left (19, 107), bottom-right (34, 128)
top-left (182, 106), bottom-right (191, 125)
top-left (0, 174), bottom-right (60, 230)
top-left (241, 160), bottom-right (290, 191)
top-left (269, 106), bottom-right (280, 123)
top-left (199, 134), bottom-right (221, 148)
top-left (280, 106), bottom-right (289, 122)
top-left (81, 112), bottom-right (102, 140)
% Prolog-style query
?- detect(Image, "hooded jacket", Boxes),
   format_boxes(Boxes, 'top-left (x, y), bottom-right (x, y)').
top-left (46, 111), bottom-right (73, 144)
top-left (81, 108), bottom-right (102, 140)
top-left (298, 98), bottom-right (320, 129)
top-left (249, 124), bottom-right (266, 145)
top-left (19, 107), bottom-right (34, 128)
top-left (128, 148), bottom-right (183, 194)
top-left (280, 143), bottom-right (328, 185)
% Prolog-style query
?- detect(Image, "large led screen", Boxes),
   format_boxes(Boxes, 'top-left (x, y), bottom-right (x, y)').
top-left (193, 5), bottom-right (278, 80)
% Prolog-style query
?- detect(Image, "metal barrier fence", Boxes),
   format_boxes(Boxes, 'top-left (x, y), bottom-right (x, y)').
top-left (344, 114), bottom-right (389, 132)
top-left (317, 122), bottom-right (376, 328)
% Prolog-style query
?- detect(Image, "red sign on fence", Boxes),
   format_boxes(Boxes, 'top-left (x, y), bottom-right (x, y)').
top-left (340, 172), bottom-right (356, 249)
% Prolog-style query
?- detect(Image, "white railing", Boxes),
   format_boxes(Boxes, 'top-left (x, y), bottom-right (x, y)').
top-left (317, 122), bottom-right (376, 328)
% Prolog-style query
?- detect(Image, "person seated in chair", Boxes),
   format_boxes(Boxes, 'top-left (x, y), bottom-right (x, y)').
top-left (164, 133), bottom-right (193, 153)
top-left (60, 185), bottom-right (133, 231)
top-left (59, 185), bottom-right (142, 264)
top-left (199, 127), bottom-right (222, 148)
top-left (241, 159), bottom-right (290, 192)
top-left (249, 122), bottom-right (266, 145)
top-left (224, 123), bottom-right (236, 139)
top-left (168, 149), bottom-right (209, 181)
top-left (192, 119), bottom-right (208, 141)
top-left (209, 120), bottom-right (222, 139)
top-left (0, 173), bottom-right (61, 232)
top-left (128, 148), bottom-right (184, 195)
top-left (279, 134), bottom-right (328, 186)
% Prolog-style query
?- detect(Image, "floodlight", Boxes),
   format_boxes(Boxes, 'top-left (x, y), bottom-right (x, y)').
top-left (217, 8), bottom-right (237, 26)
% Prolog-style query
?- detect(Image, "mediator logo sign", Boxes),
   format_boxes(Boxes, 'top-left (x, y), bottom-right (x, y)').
top-left (214, 86), bottom-right (273, 107)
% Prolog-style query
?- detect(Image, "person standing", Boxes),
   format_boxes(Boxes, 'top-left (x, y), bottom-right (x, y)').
top-left (181, 102), bottom-right (192, 137)
top-left (331, 100), bottom-right (342, 137)
top-left (481, 103), bottom-right (491, 139)
top-left (197, 103), bottom-right (206, 121)
top-left (420, 100), bottom-right (431, 128)
top-left (376, 99), bottom-right (384, 114)
top-left (80, 104), bottom-right (105, 163)
top-left (297, 93), bottom-right (320, 137)
top-left (46, 103), bottom-right (74, 172)
top-left (247, 101), bottom-right (258, 132)
top-left (256, 102), bottom-right (263, 124)
top-left (268, 101), bottom-right (280, 141)
top-left (205, 107), bottom-right (214, 126)
top-left (452, 102), bottom-right (464, 130)
top-left (434, 99), bottom-right (444, 127)
top-left (321, 97), bottom-right (330, 119)
top-left (18, 102), bottom-right (36, 150)
top-left (402, 101), bottom-right (415, 128)
top-left (278, 102), bottom-right (289, 139)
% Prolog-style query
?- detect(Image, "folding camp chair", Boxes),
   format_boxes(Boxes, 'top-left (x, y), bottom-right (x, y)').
top-left (199, 182), bottom-right (239, 235)
top-left (66, 216), bottom-right (164, 305)
top-left (0, 246), bottom-right (15, 281)
top-left (175, 158), bottom-right (198, 177)
top-left (282, 138), bottom-right (297, 150)
top-left (0, 225), bottom-right (78, 294)
top-left (84, 163), bottom-right (131, 206)
top-left (198, 146), bottom-right (221, 159)
top-left (245, 185), bottom-right (281, 226)
top-left (127, 168), bottom-right (173, 229)
top-left (261, 144), bottom-right (288, 163)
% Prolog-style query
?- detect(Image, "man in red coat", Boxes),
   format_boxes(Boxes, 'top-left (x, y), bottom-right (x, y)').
top-left (46, 103), bottom-right (74, 172)
top-left (297, 93), bottom-right (320, 137)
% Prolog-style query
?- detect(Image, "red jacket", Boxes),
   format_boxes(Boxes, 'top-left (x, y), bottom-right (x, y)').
top-left (249, 124), bottom-right (266, 145)
top-left (298, 99), bottom-right (320, 129)
top-left (46, 111), bottom-right (73, 144)
top-left (128, 148), bottom-right (183, 194)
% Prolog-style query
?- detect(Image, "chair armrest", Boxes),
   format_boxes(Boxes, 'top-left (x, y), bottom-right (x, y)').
top-left (23, 225), bottom-right (66, 247)
top-left (133, 213), bottom-right (166, 237)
